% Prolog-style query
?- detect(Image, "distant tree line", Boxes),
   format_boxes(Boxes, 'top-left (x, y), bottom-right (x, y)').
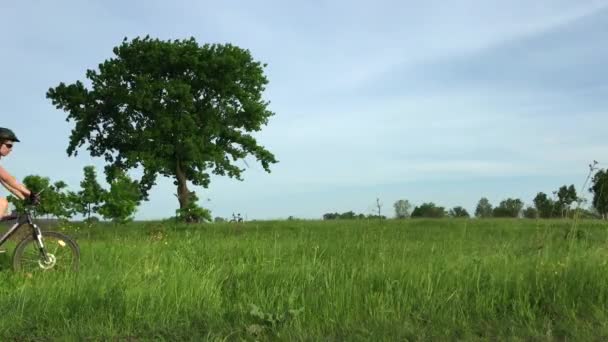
top-left (322, 211), bottom-right (387, 220)
top-left (322, 168), bottom-right (608, 220)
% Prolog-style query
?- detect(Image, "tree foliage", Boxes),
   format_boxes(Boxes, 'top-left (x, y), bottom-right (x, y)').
top-left (393, 199), bottom-right (412, 219)
top-left (75, 166), bottom-right (105, 219)
top-left (474, 197), bottom-right (493, 218)
top-left (46, 36), bottom-right (278, 213)
top-left (590, 169), bottom-right (608, 219)
top-left (556, 184), bottom-right (578, 218)
top-left (7, 175), bottom-right (76, 219)
top-left (522, 206), bottom-right (538, 219)
top-left (533, 192), bottom-right (555, 219)
top-left (449, 206), bottom-right (470, 218)
top-left (322, 211), bottom-right (367, 220)
top-left (411, 202), bottom-right (446, 218)
top-left (46, 181), bottom-right (77, 219)
top-left (98, 170), bottom-right (141, 223)
top-left (492, 198), bottom-right (523, 218)
top-left (175, 190), bottom-right (212, 223)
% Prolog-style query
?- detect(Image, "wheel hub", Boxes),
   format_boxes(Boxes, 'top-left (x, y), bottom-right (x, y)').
top-left (38, 253), bottom-right (56, 269)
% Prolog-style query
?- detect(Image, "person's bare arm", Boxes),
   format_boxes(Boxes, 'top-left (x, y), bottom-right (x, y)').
top-left (0, 178), bottom-right (24, 199)
top-left (0, 166), bottom-right (29, 200)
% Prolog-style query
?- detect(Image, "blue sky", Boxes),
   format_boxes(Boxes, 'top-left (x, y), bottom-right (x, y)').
top-left (1, 0), bottom-right (607, 220)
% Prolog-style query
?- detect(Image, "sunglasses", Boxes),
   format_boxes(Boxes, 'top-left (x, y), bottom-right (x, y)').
top-left (3, 143), bottom-right (13, 149)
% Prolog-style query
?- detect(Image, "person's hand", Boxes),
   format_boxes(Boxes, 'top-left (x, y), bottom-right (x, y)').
top-left (27, 192), bottom-right (40, 205)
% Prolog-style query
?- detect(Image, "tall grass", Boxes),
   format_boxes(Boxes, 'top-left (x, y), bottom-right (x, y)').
top-left (0, 218), bottom-right (607, 340)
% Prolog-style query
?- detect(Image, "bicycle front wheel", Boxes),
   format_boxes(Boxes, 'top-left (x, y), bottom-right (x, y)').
top-left (13, 231), bottom-right (80, 273)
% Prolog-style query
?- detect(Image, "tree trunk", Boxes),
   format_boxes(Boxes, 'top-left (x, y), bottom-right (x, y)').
top-left (176, 161), bottom-right (190, 210)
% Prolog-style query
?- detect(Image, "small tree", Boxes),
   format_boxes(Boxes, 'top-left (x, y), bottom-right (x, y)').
top-left (7, 175), bottom-right (49, 217)
top-left (98, 170), bottom-right (141, 224)
top-left (46, 181), bottom-right (77, 219)
top-left (77, 166), bottom-right (105, 220)
top-left (375, 197), bottom-right (383, 219)
top-left (556, 184), bottom-right (578, 218)
top-left (474, 197), bottom-right (493, 218)
top-left (493, 198), bottom-right (524, 218)
top-left (533, 192), bottom-right (555, 218)
top-left (393, 199), bottom-right (412, 219)
top-left (449, 206), bottom-right (470, 218)
top-left (7, 175), bottom-right (75, 219)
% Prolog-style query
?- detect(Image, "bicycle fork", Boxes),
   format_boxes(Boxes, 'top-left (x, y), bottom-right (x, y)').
top-left (32, 223), bottom-right (51, 263)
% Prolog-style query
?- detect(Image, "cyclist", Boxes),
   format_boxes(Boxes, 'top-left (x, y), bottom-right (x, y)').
top-left (0, 127), bottom-right (38, 219)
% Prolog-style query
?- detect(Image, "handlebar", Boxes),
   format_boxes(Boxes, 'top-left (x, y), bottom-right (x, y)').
top-left (24, 189), bottom-right (45, 205)
top-left (0, 190), bottom-right (45, 222)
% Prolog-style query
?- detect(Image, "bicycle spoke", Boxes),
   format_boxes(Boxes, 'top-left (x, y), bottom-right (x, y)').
top-left (19, 258), bottom-right (40, 265)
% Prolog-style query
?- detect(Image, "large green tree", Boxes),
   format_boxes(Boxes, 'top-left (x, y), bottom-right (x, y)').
top-left (46, 36), bottom-right (278, 212)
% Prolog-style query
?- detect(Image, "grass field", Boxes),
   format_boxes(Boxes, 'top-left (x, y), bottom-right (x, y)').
top-left (0, 218), bottom-right (607, 340)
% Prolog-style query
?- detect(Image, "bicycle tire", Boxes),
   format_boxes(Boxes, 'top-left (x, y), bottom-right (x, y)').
top-left (13, 231), bottom-right (80, 273)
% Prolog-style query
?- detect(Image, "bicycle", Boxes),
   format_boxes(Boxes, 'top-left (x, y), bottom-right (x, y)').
top-left (0, 196), bottom-right (80, 273)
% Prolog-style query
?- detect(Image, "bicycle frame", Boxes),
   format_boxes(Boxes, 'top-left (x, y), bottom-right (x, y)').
top-left (0, 208), bottom-right (49, 260)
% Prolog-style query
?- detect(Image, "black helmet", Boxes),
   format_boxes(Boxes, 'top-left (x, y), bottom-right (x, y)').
top-left (0, 127), bottom-right (19, 142)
